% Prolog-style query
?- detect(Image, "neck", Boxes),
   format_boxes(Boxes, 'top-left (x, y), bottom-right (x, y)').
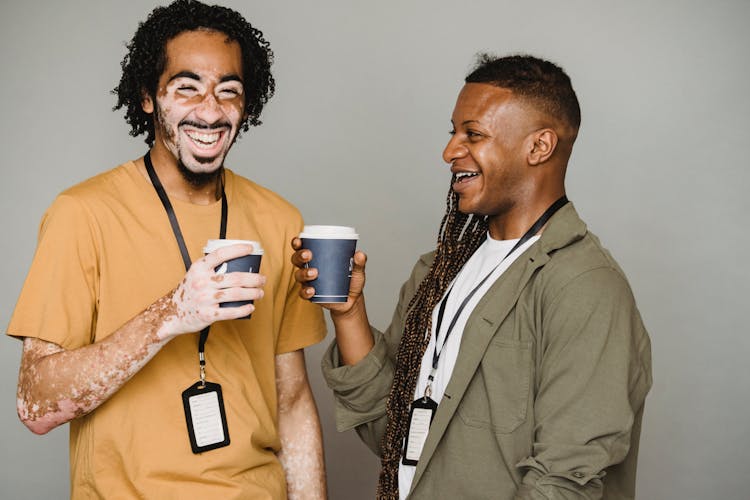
top-left (143, 148), bottom-right (222, 205)
top-left (487, 191), bottom-right (566, 240)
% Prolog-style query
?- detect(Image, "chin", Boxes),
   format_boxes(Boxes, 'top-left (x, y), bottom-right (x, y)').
top-left (184, 155), bottom-right (226, 171)
top-left (177, 158), bottom-right (224, 187)
top-left (458, 202), bottom-right (491, 218)
top-left (456, 198), bottom-right (478, 215)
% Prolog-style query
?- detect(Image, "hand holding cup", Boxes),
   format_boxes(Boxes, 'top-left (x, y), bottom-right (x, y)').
top-left (166, 242), bottom-right (266, 338)
top-left (203, 239), bottom-right (264, 319)
top-left (291, 226), bottom-right (367, 313)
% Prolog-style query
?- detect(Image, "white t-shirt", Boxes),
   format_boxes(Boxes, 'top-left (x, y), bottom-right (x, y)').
top-left (398, 233), bottom-right (540, 498)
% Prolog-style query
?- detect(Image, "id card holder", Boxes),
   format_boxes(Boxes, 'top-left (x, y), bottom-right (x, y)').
top-left (182, 381), bottom-right (230, 454)
top-left (402, 396), bottom-right (438, 466)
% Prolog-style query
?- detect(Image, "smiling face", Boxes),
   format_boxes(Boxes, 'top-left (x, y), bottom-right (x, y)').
top-left (443, 83), bottom-right (542, 230)
top-left (142, 30), bottom-right (245, 183)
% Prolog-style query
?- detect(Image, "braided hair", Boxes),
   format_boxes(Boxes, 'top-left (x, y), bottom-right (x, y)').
top-left (377, 53), bottom-right (579, 498)
top-left (113, 0), bottom-right (275, 146)
top-left (377, 188), bottom-right (488, 498)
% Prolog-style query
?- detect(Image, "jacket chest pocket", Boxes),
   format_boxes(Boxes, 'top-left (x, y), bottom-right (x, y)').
top-left (457, 338), bottom-right (533, 434)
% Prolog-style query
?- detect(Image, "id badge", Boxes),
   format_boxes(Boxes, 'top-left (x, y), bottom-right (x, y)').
top-left (182, 381), bottom-right (230, 454)
top-left (402, 396), bottom-right (438, 466)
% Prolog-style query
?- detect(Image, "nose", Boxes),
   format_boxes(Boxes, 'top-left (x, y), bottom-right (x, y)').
top-left (442, 134), bottom-right (467, 165)
top-left (194, 93), bottom-right (224, 124)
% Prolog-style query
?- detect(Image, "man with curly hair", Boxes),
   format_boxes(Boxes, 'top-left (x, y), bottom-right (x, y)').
top-left (8, 1), bottom-right (327, 498)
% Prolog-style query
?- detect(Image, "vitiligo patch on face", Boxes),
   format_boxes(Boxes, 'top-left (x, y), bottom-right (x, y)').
top-left (151, 31), bottom-right (246, 177)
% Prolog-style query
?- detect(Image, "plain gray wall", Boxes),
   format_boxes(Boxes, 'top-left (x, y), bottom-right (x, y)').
top-left (2, 0), bottom-right (748, 498)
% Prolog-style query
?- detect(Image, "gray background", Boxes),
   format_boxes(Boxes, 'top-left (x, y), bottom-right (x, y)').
top-left (1, 0), bottom-right (748, 498)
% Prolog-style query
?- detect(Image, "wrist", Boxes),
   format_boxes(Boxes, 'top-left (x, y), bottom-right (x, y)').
top-left (149, 292), bottom-right (182, 342)
top-left (329, 294), bottom-right (366, 323)
top-left (328, 296), bottom-right (374, 365)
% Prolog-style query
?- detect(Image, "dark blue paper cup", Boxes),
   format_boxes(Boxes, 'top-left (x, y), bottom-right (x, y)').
top-left (204, 239), bottom-right (264, 318)
top-left (300, 226), bottom-right (359, 303)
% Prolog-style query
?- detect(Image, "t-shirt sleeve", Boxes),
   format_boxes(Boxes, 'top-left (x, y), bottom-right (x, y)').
top-left (7, 194), bottom-right (100, 349)
top-left (274, 216), bottom-right (326, 354)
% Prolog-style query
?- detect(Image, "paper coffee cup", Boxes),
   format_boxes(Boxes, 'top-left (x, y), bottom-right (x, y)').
top-left (299, 226), bottom-right (358, 303)
top-left (204, 239), bottom-right (263, 318)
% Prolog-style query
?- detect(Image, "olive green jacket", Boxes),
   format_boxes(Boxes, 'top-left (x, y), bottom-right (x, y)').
top-left (322, 203), bottom-right (652, 499)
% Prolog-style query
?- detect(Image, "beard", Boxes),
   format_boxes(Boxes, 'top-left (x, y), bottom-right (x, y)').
top-left (176, 157), bottom-right (224, 188)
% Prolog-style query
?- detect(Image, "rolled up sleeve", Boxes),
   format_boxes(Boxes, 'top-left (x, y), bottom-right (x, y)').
top-left (321, 329), bottom-right (395, 433)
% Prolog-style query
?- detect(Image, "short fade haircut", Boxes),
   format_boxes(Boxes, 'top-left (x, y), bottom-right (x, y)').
top-left (113, 0), bottom-right (275, 146)
top-left (466, 54), bottom-right (581, 132)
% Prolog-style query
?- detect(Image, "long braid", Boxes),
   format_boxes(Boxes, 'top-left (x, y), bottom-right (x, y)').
top-left (377, 187), bottom-right (488, 499)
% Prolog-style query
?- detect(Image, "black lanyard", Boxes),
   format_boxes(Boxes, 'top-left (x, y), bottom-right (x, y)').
top-left (425, 196), bottom-right (568, 396)
top-left (144, 152), bottom-right (227, 385)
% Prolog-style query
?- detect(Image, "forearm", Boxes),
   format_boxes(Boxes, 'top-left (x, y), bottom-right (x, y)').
top-left (16, 243), bottom-right (263, 435)
top-left (17, 293), bottom-right (177, 434)
top-left (277, 385), bottom-right (327, 499)
top-left (321, 328), bottom-right (394, 452)
top-left (275, 351), bottom-right (326, 499)
top-left (329, 295), bottom-right (374, 365)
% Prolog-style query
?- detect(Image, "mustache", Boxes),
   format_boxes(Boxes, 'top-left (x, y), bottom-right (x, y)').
top-left (178, 120), bottom-right (232, 130)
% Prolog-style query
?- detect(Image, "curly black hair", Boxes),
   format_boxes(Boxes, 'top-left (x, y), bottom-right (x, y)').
top-left (113, 0), bottom-right (275, 146)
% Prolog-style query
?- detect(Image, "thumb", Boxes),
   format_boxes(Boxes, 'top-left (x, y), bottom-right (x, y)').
top-left (348, 251), bottom-right (368, 294)
top-left (352, 251), bottom-right (367, 274)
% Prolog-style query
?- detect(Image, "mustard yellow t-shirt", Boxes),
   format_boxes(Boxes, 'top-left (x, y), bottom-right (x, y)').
top-left (8, 161), bottom-right (326, 499)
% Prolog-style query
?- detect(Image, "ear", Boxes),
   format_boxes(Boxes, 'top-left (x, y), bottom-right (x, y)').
top-left (141, 90), bottom-right (154, 114)
top-left (527, 128), bottom-right (558, 165)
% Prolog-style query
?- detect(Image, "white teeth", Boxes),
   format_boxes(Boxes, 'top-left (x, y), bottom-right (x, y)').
top-left (455, 172), bottom-right (479, 181)
top-left (185, 130), bottom-right (220, 147)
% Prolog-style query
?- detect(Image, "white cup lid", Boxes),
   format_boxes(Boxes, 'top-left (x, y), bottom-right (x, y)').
top-left (204, 239), bottom-right (264, 254)
top-left (299, 225), bottom-right (359, 240)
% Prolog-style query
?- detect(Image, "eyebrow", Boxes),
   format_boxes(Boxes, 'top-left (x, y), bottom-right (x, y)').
top-left (219, 74), bottom-right (243, 84)
top-left (166, 71), bottom-right (244, 85)
top-left (167, 71), bottom-right (201, 84)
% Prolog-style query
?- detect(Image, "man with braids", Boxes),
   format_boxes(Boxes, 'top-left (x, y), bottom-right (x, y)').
top-left (293, 54), bottom-right (652, 499)
top-left (9, 1), bottom-right (327, 498)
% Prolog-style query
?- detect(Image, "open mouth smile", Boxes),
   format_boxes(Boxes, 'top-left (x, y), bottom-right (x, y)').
top-left (453, 172), bottom-right (480, 183)
top-left (185, 129), bottom-right (225, 149)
